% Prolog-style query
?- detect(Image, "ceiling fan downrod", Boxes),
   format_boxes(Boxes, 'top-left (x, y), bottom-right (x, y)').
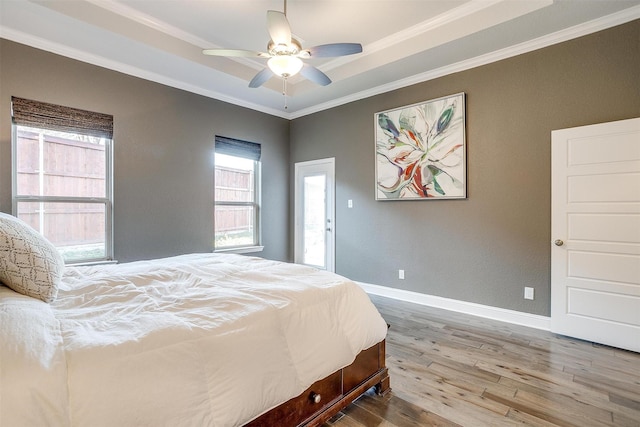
top-left (283, 78), bottom-right (288, 110)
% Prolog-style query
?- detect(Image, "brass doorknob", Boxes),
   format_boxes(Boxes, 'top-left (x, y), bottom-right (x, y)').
top-left (554, 239), bottom-right (564, 246)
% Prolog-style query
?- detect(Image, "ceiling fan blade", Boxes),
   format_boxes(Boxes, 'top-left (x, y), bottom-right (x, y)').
top-left (300, 63), bottom-right (331, 86)
top-left (249, 68), bottom-right (274, 88)
top-left (267, 10), bottom-right (291, 45)
top-left (203, 49), bottom-right (270, 58)
top-left (303, 43), bottom-right (363, 58)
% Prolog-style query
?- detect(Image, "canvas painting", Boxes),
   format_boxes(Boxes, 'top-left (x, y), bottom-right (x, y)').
top-left (375, 93), bottom-right (466, 200)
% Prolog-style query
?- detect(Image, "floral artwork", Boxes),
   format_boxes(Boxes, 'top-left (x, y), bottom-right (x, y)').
top-left (375, 93), bottom-right (466, 200)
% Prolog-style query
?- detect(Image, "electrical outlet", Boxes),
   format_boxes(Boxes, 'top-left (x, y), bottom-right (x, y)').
top-left (348, 199), bottom-right (353, 208)
top-left (524, 287), bottom-right (534, 300)
top-left (399, 269), bottom-right (405, 280)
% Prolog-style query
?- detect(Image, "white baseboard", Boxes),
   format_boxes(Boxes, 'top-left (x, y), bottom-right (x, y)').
top-left (357, 282), bottom-right (551, 331)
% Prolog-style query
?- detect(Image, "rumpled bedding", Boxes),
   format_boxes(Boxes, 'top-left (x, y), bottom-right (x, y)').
top-left (0, 253), bottom-right (387, 426)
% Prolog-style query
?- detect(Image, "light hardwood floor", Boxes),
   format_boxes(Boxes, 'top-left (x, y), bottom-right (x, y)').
top-left (326, 295), bottom-right (640, 427)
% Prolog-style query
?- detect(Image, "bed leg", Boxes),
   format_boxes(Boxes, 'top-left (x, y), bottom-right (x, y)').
top-left (374, 369), bottom-right (391, 396)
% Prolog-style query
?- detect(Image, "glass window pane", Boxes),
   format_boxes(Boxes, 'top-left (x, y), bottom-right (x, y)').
top-left (214, 153), bottom-right (254, 203)
top-left (16, 201), bottom-right (106, 263)
top-left (214, 151), bottom-right (260, 250)
top-left (303, 174), bottom-right (326, 268)
top-left (16, 126), bottom-right (107, 198)
top-left (214, 205), bottom-right (255, 248)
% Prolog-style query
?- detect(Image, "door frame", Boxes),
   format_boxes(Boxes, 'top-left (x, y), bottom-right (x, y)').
top-left (294, 158), bottom-right (335, 272)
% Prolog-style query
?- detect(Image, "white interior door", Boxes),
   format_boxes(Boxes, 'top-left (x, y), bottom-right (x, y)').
top-left (551, 117), bottom-right (640, 352)
top-left (294, 158), bottom-right (335, 272)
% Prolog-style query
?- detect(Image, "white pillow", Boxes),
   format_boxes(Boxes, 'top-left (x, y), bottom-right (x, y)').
top-left (0, 212), bottom-right (64, 302)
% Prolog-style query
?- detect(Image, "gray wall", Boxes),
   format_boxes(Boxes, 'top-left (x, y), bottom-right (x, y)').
top-left (1, 21), bottom-right (638, 316)
top-left (290, 21), bottom-right (640, 316)
top-left (0, 40), bottom-right (290, 263)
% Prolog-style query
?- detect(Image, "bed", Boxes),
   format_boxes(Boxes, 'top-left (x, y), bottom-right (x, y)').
top-left (0, 213), bottom-right (389, 426)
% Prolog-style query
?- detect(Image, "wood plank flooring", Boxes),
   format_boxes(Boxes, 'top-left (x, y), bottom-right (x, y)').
top-left (324, 295), bottom-right (640, 427)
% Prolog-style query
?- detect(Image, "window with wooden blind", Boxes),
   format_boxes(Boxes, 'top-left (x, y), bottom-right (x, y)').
top-left (11, 97), bottom-right (114, 264)
top-left (214, 136), bottom-right (262, 252)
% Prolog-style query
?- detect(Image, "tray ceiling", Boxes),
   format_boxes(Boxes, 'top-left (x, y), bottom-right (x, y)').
top-left (1, 0), bottom-right (639, 118)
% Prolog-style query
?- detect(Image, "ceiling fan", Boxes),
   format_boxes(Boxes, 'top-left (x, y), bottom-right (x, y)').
top-left (202, 0), bottom-right (363, 90)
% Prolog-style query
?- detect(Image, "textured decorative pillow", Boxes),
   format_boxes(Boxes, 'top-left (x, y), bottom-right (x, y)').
top-left (0, 212), bottom-right (64, 302)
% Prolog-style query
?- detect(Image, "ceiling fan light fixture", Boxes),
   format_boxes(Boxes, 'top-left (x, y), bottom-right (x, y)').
top-left (268, 56), bottom-right (303, 78)
top-left (203, 2), bottom-right (362, 92)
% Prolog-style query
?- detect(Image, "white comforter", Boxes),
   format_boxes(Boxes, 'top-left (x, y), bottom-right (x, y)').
top-left (0, 253), bottom-right (387, 427)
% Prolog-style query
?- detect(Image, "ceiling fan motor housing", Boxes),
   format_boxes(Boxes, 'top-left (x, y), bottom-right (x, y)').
top-left (267, 39), bottom-right (302, 57)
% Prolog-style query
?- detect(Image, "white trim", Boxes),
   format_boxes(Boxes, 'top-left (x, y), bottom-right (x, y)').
top-left (67, 260), bottom-right (118, 267)
top-left (2, 4), bottom-right (638, 120)
top-left (0, 28), bottom-right (290, 120)
top-left (288, 5), bottom-right (640, 119)
top-left (86, 0), bottom-right (212, 49)
top-left (85, 0), bottom-right (264, 71)
top-left (362, 0), bottom-right (504, 56)
top-left (214, 245), bottom-right (264, 254)
top-left (358, 281), bottom-right (551, 331)
top-left (319, 0), bottom-right (509, 73)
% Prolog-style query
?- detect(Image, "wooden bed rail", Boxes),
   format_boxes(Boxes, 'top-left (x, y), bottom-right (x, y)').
top-left (245, 340), bottom-right (390, 427)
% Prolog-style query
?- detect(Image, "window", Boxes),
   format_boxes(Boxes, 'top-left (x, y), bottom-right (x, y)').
top-left (11, 97), bottom-right (114, 264)
top-left (214, 136), bottom-right (261, 251)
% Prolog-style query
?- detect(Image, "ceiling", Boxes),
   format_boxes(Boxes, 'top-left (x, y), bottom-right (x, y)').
top-left (1, 0), bottom-right (639, 119)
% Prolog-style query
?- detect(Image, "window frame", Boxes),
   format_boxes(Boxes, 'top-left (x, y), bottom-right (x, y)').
top-left (213, 138), bottom-right (263, 253)
top-left (11, 113), bottom-right (114, 265)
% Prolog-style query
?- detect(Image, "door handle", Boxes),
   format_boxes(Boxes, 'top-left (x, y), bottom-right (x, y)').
top-left (554, 239), bottom-right (564, 246)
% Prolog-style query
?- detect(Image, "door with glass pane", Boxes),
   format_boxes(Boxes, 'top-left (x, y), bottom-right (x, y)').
top-left (294, 158), bottom-right (335, 271)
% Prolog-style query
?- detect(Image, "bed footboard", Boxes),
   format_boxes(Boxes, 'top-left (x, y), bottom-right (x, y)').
top-left (244, 340), bottom-right (390, 427)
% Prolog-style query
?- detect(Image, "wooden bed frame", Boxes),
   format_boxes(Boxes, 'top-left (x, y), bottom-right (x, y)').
top-left (245, 340), bottom-right (390, 426)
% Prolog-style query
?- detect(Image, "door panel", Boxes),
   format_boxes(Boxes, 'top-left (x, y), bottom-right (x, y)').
top-left (568, 251), bottom-right (639, 284)
top-left (294, 158), bottom-right (335, 272)
top-left (551, 117), bottom-right (640, 352)
top-left (302, 174), bottom-right (327, 267)
top-left (569, 173), bottom-right (640, 202)
top-left (568, 288), bottom-right (639, 326)
top-left (567, 130), bottom-right (640, 165)
top-left (569, 214), bottom-right (640, 243)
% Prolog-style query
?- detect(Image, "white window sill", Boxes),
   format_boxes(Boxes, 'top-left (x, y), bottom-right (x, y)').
top-left (214, 246), bottom-right (264, 255)
top-left (66, 259), bottom-right (118, 267)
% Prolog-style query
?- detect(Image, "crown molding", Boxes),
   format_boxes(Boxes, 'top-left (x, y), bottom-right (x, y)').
top-left (289, 5), bottom-right (640, 119)
top-left (0, 27), bottom-right (290, 119)
top-left (84, 0), bottom-right (264, 71)
top-left (86, 0), bottom-right (209, 48)
top-left (3, 4), bottom-right (638, 120)
top-left (320, 0), bottom-right (508, 74)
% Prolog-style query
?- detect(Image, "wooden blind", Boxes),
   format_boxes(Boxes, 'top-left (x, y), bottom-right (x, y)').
top-left (215, 135), bottom-right (261, 161)
top-left (11, 96), bottom-right (113, 139)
